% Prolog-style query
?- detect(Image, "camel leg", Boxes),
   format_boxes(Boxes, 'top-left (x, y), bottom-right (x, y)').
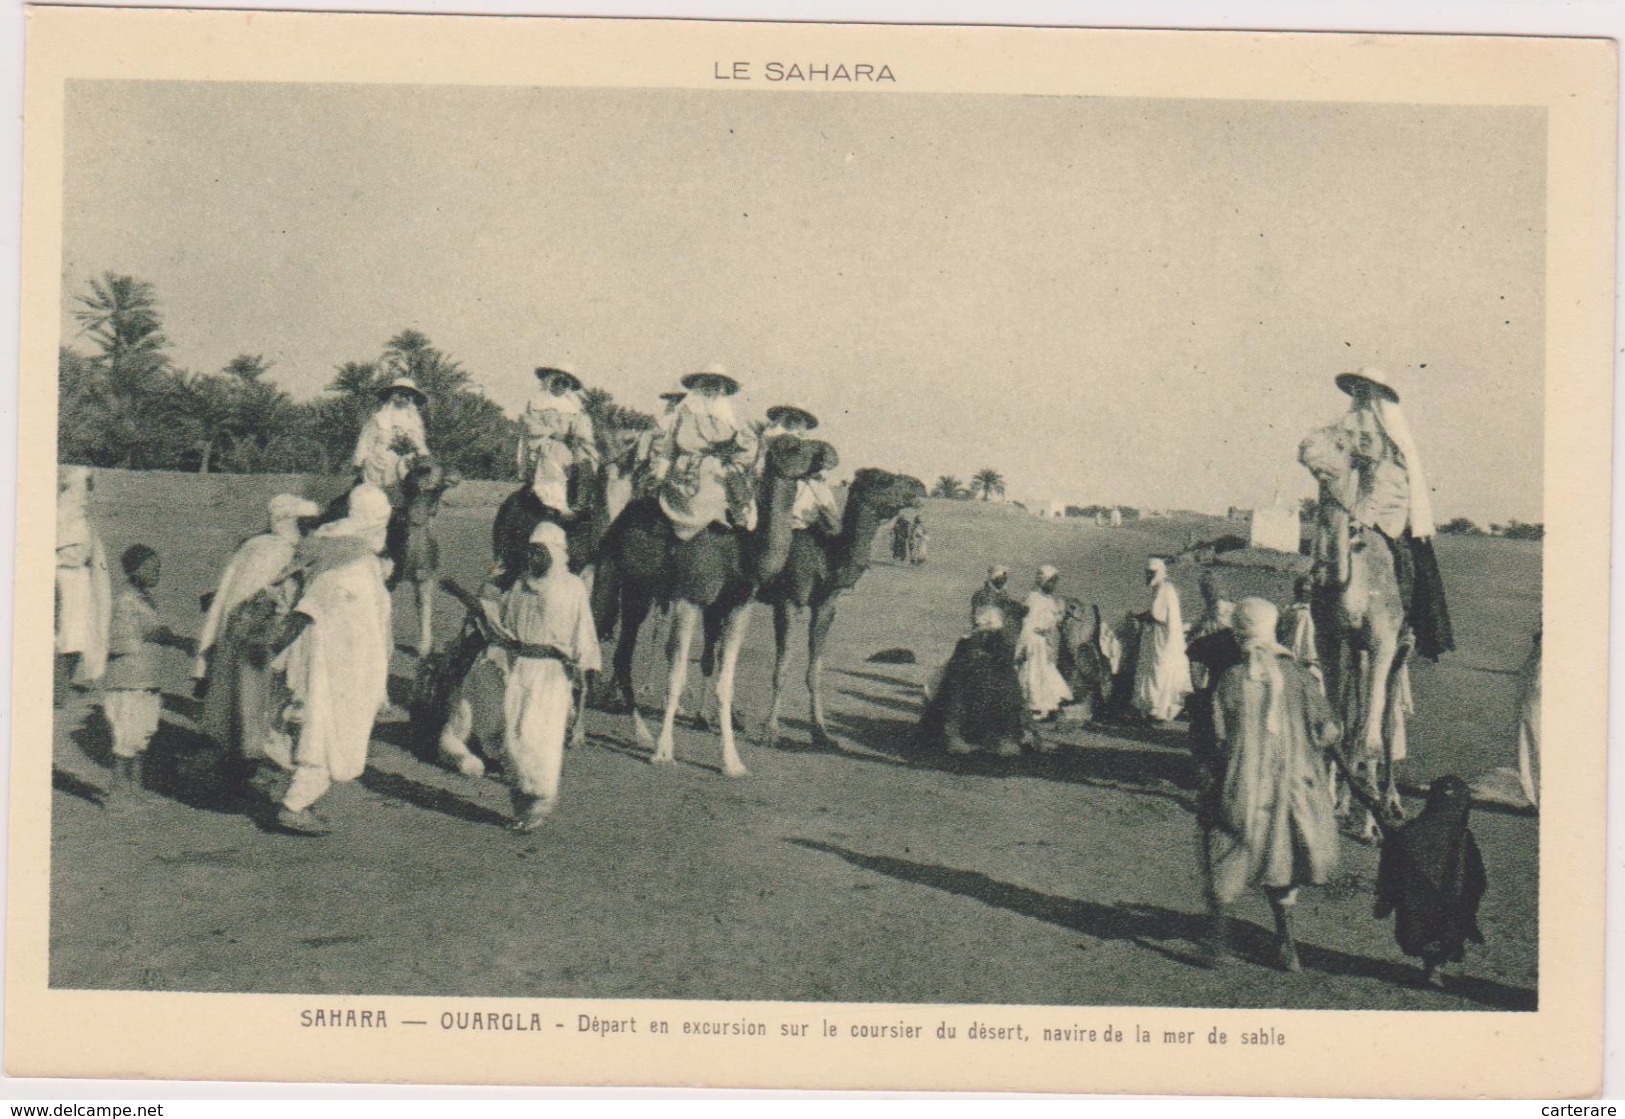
top-left (416, 578), bottom-right (436, 659)
top-left (808, 597), bottom-right (840, 751)
top-left (715, 603), bottom-right (753, 778)
top-left (652, 602), bottom-right (700, 765)
top-left (1354, 638), bottom-right (1400, 845)
top-left (437, 697), bottom-right (486, 777)
top-left (616, 594), bottom-right (655, 749)
top-left (1382, 641), bottom-right (1413, 819)
top-left (763, 601), bottom-right (792, 749)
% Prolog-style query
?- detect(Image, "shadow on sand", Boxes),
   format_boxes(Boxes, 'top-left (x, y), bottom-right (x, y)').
top-left (763, 698), bottom-right (1201, 809)
top-left (357, 768), bottom-right (511, 829)
top-left (787, 839), bottom-right (1536, 1012)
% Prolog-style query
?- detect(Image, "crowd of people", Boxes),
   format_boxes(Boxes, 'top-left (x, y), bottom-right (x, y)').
top-left (917, 367), bottom-right (1531, 985)
top-left (54, 363), bottom-right (852, 835)
top-left (52, 362), bottom-right (1534, 987)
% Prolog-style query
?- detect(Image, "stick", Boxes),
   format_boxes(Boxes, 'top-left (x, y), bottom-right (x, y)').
top-left (1324, 742), bottom-right (1401, 840)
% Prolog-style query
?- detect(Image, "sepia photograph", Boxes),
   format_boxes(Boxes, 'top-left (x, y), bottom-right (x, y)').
top-left (8, 8), bottom-right (1613, 1096)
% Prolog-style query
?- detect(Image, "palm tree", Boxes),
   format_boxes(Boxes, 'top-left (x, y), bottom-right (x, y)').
top-left (382, 329), bottom-right (470, 398)
top-left (971, 467), bottom-right (1006, 502)
top-left (73, 273), bottom-right (168, 384)
top-left (932, 475), bottom-right (966, 499)
top-left (70, 273), bottom-right (176, 467)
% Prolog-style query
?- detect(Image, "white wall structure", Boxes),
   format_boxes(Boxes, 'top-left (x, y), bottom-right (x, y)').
top-left (1249, 505), bottom-right (1301, 553)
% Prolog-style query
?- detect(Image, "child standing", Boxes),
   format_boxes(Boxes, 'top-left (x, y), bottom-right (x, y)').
top-left (1373, 774), bottom-right (1488, 988)
top-left (103, 545), bottom-right (180, 800)
top-left (492, 521), bottom-right (601, 832)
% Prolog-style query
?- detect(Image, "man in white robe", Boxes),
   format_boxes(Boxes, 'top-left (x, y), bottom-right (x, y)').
top-left (1016, 565), bottom-right (1073, 720)
top-left (193, 494), bottom-right (320, 770)
top-left (272, 484), bottom-right (394, 836)
top-left (55, 465), bottom-right (111, 701)
top-left (488, 522), bottom-right (601, 831)
top-left (1132, 556), bottom-right (1193, 722)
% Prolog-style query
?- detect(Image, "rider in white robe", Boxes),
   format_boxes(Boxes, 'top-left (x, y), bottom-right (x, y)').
top-left (518, 366), bottom-right (597, 517)
top-left (653, 366), bottom-right (758, 540)
top-left (353, 378), bottom-right (429, 492)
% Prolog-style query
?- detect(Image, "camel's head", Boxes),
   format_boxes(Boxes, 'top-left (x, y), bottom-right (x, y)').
top-left (761, 433), bottom-right (826, 481)
top-left (848, 467), bottom-right (928, 517)
top-left (404, 455), bottom-right (455, 499)
top-left (1298, 425), bottom-right (1354, 487)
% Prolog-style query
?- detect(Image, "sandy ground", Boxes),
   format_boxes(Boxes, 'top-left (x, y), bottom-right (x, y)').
top-left (49, 472), bottom-right (1538, 1010)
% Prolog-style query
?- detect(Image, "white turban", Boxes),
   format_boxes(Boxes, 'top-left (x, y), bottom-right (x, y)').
top-left (269, 494), bottom-right (320, 528)
top-left (529, 520), bottom-right (571, 569)
top-left (1234, 597), bottom-right (1293, 734)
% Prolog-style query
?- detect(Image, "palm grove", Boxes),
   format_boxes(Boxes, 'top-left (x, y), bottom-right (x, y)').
top-left (59, 273), bottom-right (654, 479)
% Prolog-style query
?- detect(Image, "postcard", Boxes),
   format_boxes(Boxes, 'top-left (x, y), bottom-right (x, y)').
top-left (9, 7), bottom-right (1614, 1096)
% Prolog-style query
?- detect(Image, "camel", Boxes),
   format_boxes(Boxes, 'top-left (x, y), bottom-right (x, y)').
top-left (760, 468), bottom-right (928, 750)
top-left (1299, 425), bottom-right (1413, 843)
top-left (318, 455), bottom-right (458, 658)
top-left (492, 452), bottom-right (615, 587)
top-left (590, 435), bottom-right (826, 775)
top-left (1056, 600), bottom-right (1117, 724)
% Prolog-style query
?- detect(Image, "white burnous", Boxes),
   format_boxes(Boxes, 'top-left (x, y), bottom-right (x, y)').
top-left (276, 484), bottom-right (395, 835)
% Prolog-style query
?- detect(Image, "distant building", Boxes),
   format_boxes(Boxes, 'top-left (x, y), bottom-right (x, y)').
top-left (1248, 504), bottom-right (1301, 554)
top-left (1034, 498), bottom-right (1067, 519)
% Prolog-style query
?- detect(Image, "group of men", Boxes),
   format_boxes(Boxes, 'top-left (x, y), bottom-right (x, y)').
top-left (55, 362), bottom-right (856, 835)
top-left (352, 361), bottom-right (848, 544)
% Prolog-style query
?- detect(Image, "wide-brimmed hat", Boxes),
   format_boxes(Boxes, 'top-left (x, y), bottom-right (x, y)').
top-left (767, 403), bottom-right (819, 430)
top-left (1335, 365), bottom-right (1400, 404)
top-left (658, 388), bottom-right (687, 404)
top-left (534, 364), bottom-right (583, 393)
top-left (377, 376), bottom-right (427, 405)
top-left (1038, 564), bottom-right (1060, 584)
top-left (680, 362), bottom-right (741, 396)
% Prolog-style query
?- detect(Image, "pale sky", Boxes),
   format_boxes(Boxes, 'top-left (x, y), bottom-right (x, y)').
top-left (61, 83), bottom-right (1545, 523)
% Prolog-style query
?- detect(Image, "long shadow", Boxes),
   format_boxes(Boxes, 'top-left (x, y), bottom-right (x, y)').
top-left (357, 767), bottom-right (510, 829)
top-left (52, 766), bottom-right (105, 807)
top-left (69, 706), bottom-right (114, 768)
top-left (754, 714), bottom-right (923, 766)
top-left (818, 705), bottom-right (1203, 803)
top-left (143, 718), bottom-right (252, 814)
top-left (836, 687), bottom-right (921, 718)
top-left (160, 691), bottom-right (204, 724)
top-left (1069, 717), bottom-right (1194, 752)
top-left (836, 668), bottom-right (920, 691)
top-left (67, 700), bottom-right (251, 815)
top-left (787, 840), bottom-right (1535, 1011)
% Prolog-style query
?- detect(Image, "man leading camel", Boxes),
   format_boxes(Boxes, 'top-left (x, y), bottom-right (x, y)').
top-left (1332, 366), bottom-right (1453, 660)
